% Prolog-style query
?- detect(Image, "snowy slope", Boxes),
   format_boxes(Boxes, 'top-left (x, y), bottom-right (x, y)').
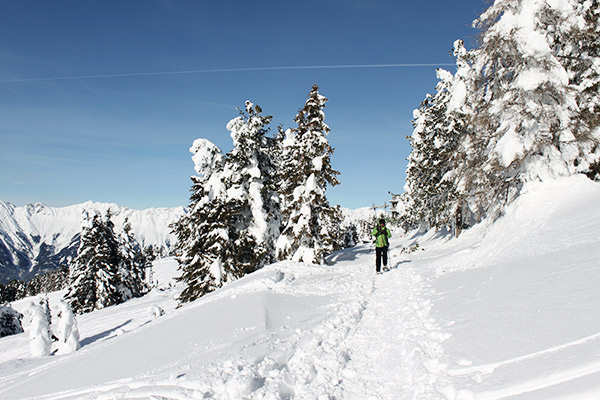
top-left (0, 175), bottom-right (598, 399)
top-left (0, 201), bottom-right (185, 283)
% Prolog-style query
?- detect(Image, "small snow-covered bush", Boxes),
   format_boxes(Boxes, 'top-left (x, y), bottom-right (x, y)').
top-left (55, 300), bottom-right (80, 355)
top-left (27, 303), bottom-right (52, 357)
top-left (149, 304), bottom-right (165, 319)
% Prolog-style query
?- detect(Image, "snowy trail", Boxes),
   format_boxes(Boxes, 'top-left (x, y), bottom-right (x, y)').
top-left (340, 259), bottom-right (459, 400)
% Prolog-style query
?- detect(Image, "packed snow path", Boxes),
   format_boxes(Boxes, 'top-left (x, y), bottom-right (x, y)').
top-left (340, 261), bottom-right (455, 399)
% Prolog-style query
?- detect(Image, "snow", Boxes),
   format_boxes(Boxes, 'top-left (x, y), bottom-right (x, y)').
top-left (312, 156), bottom-right (324, 171)
top-left (190, 138), bottom-right (224, 177)
top-left (494, 123), bottom-right (525, 167)
top-left (249, 180), bottom-right (268, 243)
top-left (26, 303), bottom-right (52, 357)
top-left (54, 300), bottom-right (80, 355)
top-left (209, 257), bottom-right (223, 285)
top-left (1, 176), bottom-right (599, 399)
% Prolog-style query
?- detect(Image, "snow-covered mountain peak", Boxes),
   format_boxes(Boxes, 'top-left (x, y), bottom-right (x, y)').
top-left (0, 201), bottom-right (185, 284)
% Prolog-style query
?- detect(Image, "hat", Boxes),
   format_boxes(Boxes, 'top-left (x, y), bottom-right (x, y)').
top-left (379, 218), bottom-right (386, 225)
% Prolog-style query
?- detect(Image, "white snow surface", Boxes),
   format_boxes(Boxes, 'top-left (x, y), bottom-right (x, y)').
top-left (1, 176), bottom-right (599, 399)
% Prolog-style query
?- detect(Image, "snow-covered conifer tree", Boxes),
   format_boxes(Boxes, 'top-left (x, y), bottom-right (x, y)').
top-left (276, 84), bottom-right (342, 264)
top-left (172, 139), bottom-right (245, 303)
top-left (173, 102), bottom-right (282, 303)
top-left (536, 0), bottom-right (600, 180)
top-left (402, 70), bottom-right (461, 232)
top-left (0, 304), bottom-right (23, 338)
top-left (55, 300), bottom-right (80, 355)
top-left (27, 302), bottom-right (52, 357)
top-left (37, 294), bottom-right (55, 341)
top-left (225, 101), bottom-right (281, 272)
top-left (466, 0), bottom-right (600, 219)
top-left (118, 218), bottom-right (149, 300)
top-left (402, 0), bottom-right (600, 234)
top-left (64, 212), bottom-right (122, 314)
top-left (402, 40), bottom-right (474, 235)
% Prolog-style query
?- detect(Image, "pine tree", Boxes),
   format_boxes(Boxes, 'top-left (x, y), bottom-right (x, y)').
top-left (402, 0), bottom-right (600, 235)
top-left (538, 0), bottom-right (600, 172)
top-left (173, 179), bottom-right (241, 303)
top-left (64, 212), bottom-right (122, 314)
top-left (38, 294), bottom-right (55, 341)
top-left (224, 101), bottom-right (281, 272)
top-left (402, 68), bottom-right (463, 232)
top-left (173, 102), bottom-right (282, 303)
top-left (467, 0), bottom-right (599, 219)
top-left (402, 40), bottom-right (476, 235)
top-left (118, 218), bottom-right (149, 300)
top-left (0, 304), bottom-right (23, 338)
top-left (172, 138), bottom-right (248, 303)
top-left (276, 84), bottom-right (342, 264)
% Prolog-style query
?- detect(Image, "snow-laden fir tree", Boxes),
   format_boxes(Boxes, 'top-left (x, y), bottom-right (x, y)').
top-left (118, 218), bottom-right (149, 300)
top-left (172, 139), bottom-right (231, 303)
top-left (224, 101), bottom-right (281, 272)
top-left (27, 302), bottom-right (52, 357)
top-left (55, 300), bottom-right (80, 355)
top-left (536, 0), bottom-right (600, 180)
top-left (173, 102), bottom-right (280, 303)
top-left (402, 0), bottom-right (600, 234)
top-left (401, 64), bottom-right (467, 233)
top-left (276, 84), bottom-right (343, 264)
top-left (467, 0), bottom-right (600, 219)
top-left (64, 212), bottom-right (122, 314)
top-left (0, 304), bottom-right (23, 338)
top-left (402, 40), bottom-right (477, 236)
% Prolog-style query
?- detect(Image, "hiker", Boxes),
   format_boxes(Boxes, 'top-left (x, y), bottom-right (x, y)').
top-left (372, 218), bottom-right (392, 273)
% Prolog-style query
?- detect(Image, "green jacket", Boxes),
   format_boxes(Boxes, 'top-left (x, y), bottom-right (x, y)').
top-left (372, 226), bottom-right (391, 247)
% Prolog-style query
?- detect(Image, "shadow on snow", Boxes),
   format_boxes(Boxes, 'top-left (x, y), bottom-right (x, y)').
top-left (80, 319), bottom-right (133, 347)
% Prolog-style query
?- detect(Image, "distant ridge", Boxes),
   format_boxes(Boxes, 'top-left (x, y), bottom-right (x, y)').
top-left (0, 201), bottom-right (185, 284)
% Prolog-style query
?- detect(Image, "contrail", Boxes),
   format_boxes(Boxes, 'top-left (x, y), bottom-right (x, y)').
top-left (0, 63), bottom-right (455, 83)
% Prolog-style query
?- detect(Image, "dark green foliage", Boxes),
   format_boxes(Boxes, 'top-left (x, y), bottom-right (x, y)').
top-left (64, 212), bottom-right (122, 314)
top-left (173, 102), bottom-right (281, 304)
top-left (173, 189), bottom-right (243, 303)
top-left (276, 84), bottom-right (342, 264)
top-left (0, 304), bottom-right (23, 338)
top-left (0, 267), bottom-right (67, 304)
top-left (587, 159), bottom-right (600, 181)
top-left (118, 219), bottom-right (150, 300)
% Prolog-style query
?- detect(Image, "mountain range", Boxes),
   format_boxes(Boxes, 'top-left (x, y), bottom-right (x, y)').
top-left (0, 201), bottom-right (186, 284)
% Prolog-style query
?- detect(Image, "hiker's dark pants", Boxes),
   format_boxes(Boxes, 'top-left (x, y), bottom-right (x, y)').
top-left (375, 246), bottom-right (388, 272)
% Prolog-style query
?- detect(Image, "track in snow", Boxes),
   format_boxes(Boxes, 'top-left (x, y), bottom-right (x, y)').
top-left (339, 257), bottom-right (459, 400)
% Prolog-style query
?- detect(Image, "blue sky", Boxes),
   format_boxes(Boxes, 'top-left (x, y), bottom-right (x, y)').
top-left (1, 0), bottom-right (488, 210)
